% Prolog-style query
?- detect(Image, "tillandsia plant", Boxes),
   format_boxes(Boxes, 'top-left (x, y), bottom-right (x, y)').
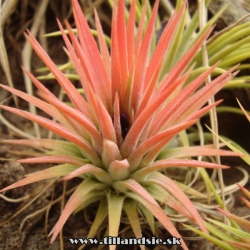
top-left (0, 0), bottom-right (243, 249)
top-left (216, 184), bottom-right (250, 249)
top-left (184, 183), bottom-right (250, 250)
top-left (42, 0), bottom-right (250, 91)
top-left (182, 101), bottom-right (250, 250)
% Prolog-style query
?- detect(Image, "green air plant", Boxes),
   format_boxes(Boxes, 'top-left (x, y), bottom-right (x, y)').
top-left (184, 183), bottom-right (250, 250)
top-left (182, 99), bottom-right (250, 250)
top-left (216, 184), bottom-right (250, 249)
top-left (0, 0), bottom-right (243, 249)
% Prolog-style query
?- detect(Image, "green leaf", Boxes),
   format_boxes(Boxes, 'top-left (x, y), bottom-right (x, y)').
top-left (87, 197), bottom-right (108, 238)
top-left (49, 178), bottom-right (109, 243)
top-left (204, 220), bottom-right (240, 242)
top-left (208, 218), bottom-right (250, 239)
top-left (43, 28), bottom-right (111, 46)
top-left (0, 164), bottom-right (78, 192)
top-left (107, 192), bottom-right (125, 250)
top-left (137, 202), bottom-right (155, 235)
top-left (73, 191), bottom-right (103, 215)
top-left (182, 223), bottom-right (235, 250)
top-left (206, 126), bottom-right (250, 165)
top-left (123, 200), bottom-right (145, 250)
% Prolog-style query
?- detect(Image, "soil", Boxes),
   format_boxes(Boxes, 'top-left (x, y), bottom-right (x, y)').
top-left (0, 1), bottom-right (250, 250)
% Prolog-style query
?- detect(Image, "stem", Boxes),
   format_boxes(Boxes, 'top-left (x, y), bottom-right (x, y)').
top-left (197, 0), bottom-right (225, 213)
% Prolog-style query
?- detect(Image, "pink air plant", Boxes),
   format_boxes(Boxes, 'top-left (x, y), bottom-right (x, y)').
top-left (0, 0), bottom-right (242, 249)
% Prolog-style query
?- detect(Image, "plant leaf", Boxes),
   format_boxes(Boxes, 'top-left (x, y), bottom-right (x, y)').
top-left (107, 193), bottom-right (125, 250)
top-left (49, 178), bottom-right (109, 243)
top-left (0, 164), bottom-right (78, 192)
